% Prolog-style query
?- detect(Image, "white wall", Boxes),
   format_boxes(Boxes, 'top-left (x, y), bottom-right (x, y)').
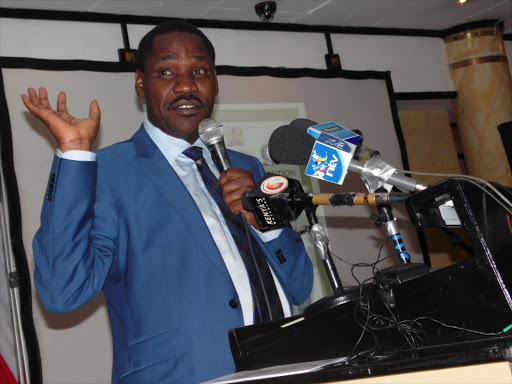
top-left (2, 18), bottom-right (511, 92)
top-left (331, 34), bottom-right (455, 92)
top-left (0, 17), bottom-right (449, 92)
top-left (0, 18), bottom-right (124, 61)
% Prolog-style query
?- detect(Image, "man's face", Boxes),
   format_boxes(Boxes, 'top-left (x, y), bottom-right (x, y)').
top-left (135, 31), bottom-right (218, 144)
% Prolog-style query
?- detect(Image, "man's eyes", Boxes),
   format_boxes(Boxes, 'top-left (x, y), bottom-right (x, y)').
top-left (158, 68), bottom-right (207, 76)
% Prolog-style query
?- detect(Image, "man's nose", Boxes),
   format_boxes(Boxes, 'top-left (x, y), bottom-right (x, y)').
top-left (173, 74), bottom-right (198, 94)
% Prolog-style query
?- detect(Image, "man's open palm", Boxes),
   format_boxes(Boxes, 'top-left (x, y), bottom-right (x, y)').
top-left (22, 87), bottom-right (100, 152)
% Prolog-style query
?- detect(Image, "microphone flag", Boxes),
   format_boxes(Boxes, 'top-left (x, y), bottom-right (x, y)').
top-left (305, 132), bottom-right (356, 186)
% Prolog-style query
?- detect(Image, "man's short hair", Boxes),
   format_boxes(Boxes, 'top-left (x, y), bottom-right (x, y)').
top-left (136, 19), bottom-right (216, 72)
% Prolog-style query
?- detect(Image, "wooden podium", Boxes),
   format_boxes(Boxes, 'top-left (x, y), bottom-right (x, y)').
top-left (336, 361), bottom-right (512, 383)
top-left (204, 360), bottom-right (512, 384)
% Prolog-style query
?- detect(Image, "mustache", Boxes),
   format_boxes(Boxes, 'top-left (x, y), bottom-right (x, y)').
top-left (168, 95), bottom-right (204, 109)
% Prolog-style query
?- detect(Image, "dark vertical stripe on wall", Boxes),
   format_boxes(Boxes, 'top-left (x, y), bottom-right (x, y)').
top-left (324, 32), bottom-right (334, 54)
top-left (120, 22), bottom-right (131, 49)
top-left (383, 72), bottom-right (410, 171)
top-left (0, 69), bottom-right (43, 384)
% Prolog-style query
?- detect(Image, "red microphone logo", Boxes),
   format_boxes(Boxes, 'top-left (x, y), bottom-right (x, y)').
top-left (261, 176), bottom-right (288, 194)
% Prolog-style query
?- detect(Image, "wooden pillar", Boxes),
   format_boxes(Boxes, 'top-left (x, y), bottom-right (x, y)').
top-left (445, 23), bottom-right (512, 185)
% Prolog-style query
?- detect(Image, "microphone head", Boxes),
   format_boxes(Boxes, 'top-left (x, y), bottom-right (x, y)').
top-left (198, 118), bottom-right (224, 145)
top-left (260, 142), bottom-right (276, 165)
top-left (267, 118), bottom-right (318, 165)
top-left (290, 118), bottom-right (319, 130)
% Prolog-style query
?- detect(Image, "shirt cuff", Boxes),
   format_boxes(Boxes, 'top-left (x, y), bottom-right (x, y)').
top-left (253, 227), bottom-right (283, 242)
top-left (57, 149), bottom-right (97, 162)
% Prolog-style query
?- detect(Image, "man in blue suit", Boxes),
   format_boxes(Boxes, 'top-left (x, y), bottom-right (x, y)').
top-left (22, 20), bottom-right (313, 384)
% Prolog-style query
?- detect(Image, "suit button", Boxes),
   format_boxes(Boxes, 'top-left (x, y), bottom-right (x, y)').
top-left (229, 299), bottom-right (238, 309)
top-left (47, 173), bottom-right (56, 201)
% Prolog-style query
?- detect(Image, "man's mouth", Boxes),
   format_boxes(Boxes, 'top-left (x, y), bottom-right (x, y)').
top-left (168, 96), bottom-right (204, 112)
top-left (177, 104), bottom-right (196, 109)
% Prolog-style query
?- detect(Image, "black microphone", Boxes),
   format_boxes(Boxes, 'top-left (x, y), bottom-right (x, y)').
top-left (198, 118), bottom-right (232, 172)
top-left (261, 118), bottom-right (378, 165)
top-left (262, 118), bottom-right (427, 193)
top-left (262, 119), bottom-right (318, 165)
top-left (242, 173), bottom-right (409, 231)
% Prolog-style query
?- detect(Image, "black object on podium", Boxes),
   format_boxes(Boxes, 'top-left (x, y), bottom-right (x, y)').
top-left (498, 121), bottom-right (512, 169)
top-left (228, 178), bottom-right (512, 379)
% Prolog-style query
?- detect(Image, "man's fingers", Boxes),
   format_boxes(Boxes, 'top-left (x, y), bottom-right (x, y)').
top-left (22, 87), bottom-right (99, 151)
top-left (21, 95), bottom-right (41, 118)
top-left (225, 178), bottom-right (252, 195)
top-left (38, 87), bottom-right (52, 109)
top-left (39, 87), bottom-right (48, 98)
top-left (56, 91), bottom-right (67, 113)
top-left (26, 87), bottom-right (40, 105)
top-left (21, 94), bottom-right (31, 108)
top-left (23, 87), bottom-right (51, 112)
top-left (89, 100), bottom-right (101, 123)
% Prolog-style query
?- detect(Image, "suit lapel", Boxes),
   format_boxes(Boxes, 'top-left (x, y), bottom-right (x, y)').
top-left (130, 126), bottom-right (233, 285)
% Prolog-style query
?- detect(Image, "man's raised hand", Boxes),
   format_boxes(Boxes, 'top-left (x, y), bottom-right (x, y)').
top-left (22, 87), bottom-right (101, 153)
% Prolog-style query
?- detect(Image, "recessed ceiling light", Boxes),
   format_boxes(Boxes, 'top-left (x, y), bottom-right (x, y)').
top-left (457, 0), bottom-right (470, 4)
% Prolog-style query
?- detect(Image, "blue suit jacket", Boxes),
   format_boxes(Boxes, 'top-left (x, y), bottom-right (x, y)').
top-left (33, 126), bottom-right (313, 384)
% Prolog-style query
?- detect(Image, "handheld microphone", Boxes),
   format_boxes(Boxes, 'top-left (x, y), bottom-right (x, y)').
top-left (262, 119), bottom-right (427, 193)
top-left (198, 118), bottom-right (231, 172)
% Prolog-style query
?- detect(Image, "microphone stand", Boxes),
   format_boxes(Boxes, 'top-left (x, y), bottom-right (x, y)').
top-left (306, 207), bottom-right (342, 291)
top-left (372, 196), bottom-right (430, 284)
top-left (303, 206), bottom-right (368, 315)
top-left (375, 204), bottom-right (411, 266)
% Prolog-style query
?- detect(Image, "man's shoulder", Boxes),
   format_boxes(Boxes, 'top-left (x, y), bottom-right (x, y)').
top-left (95, 126), bottom-right (145, 160)
top-left (227, 149), bottom-right (265, 179)
top-left (227, 149), bottom-right (259, 165)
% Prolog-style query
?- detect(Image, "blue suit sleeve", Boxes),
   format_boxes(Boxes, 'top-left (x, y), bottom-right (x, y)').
top-left (33, 156), bottom-right (116, 313)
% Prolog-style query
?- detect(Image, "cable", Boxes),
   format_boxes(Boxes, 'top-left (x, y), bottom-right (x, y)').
top-left (331, 234), bottom-right (507, 362)
top-left (450, 176), bottom-right (512, 216)
top-left (331, 238), bottom-right (392, 286)
top-left (408, 316), bottom-right (504, 337)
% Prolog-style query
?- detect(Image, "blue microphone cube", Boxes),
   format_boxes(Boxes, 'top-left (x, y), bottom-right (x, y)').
top-left (305, 132), bottom-right (356, 186)
top-left (307, 121), bottom-right (362, 145)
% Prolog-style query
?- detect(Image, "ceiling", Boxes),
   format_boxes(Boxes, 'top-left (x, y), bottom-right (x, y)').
top-left (0, 0), bottom-right (511, 33)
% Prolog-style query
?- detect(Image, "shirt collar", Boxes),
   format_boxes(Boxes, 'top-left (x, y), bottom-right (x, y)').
top-left (143, 117), bottom-right (211, 165)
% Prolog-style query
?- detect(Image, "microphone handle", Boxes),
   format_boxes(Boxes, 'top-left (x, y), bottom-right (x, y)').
top-left (348, 159), bottom-right (427, 193)
top-left (305, 192), bottom-right (409, 206)
top-left (207, 140), bottom-right (232, 172)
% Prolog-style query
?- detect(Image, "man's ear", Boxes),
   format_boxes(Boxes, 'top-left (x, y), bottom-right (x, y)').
top-left (135, 69), bottom-right (145, 98)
